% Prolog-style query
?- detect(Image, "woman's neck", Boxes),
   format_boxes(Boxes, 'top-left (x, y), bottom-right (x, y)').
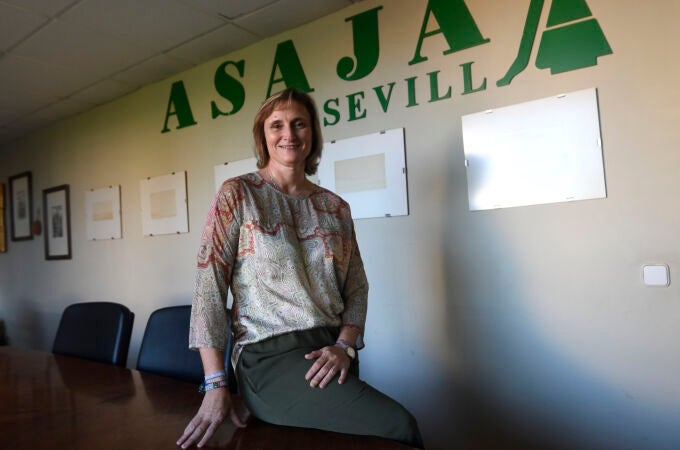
top-left (262, 164), bottom-right (311, 196)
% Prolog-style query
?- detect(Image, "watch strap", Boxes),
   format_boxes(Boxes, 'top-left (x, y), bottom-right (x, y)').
top-left (334, 340), bottom-right (356, 359)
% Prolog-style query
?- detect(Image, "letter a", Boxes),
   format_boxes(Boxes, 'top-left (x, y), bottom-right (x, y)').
top-left (409, 0), bottom-right (490, 66)
top-left (266, 40), bottom-right (314, 97)
top-left (161, 81), bottom-right (197, 133)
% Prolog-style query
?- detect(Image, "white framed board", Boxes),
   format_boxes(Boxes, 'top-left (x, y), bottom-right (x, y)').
top-left (139, 171), bottom-right (188, 236)
top-left (461, 88), bottom-right (606, 211)
top-left (85, 185), bottom-right (122, 240)
top-left (318, 128), bottom-right (409, 219)
top-left (214, 158), bottom-right (258, 193)
top-left (214, 157), bottom-right (319, 193)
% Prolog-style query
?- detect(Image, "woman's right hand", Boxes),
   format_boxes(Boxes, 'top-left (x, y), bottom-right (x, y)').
top-left (176, 388), bottom-right (249, 448)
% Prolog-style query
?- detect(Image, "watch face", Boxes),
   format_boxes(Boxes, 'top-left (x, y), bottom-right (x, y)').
top-left (346, 346), bottom-right (356, 359)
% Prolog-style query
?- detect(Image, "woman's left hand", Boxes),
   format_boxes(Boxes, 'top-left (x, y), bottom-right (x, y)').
top-left (304, 345), bottom-right (350, 389)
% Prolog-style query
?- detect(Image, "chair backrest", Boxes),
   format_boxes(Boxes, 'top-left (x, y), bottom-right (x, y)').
top-left (137, 305), bottom-right (237, 390)
top-left (136, 305), bottom-right (204, 384)
top-left (0, 319), bottom-right (7, 345)
top-left (52, 302), bottom-right (134, 367)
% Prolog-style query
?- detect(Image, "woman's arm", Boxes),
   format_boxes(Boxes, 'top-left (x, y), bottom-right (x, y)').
top-left (339, 225), bottom-right (369, 348)
top-left (180, 182), bottom-right (247, 448)
top-left (176, 348), bottom-right (248, 449)
top-left (303, 324), bottom-right (361, 389)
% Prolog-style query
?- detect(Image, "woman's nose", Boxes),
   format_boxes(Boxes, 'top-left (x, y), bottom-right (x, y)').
top-left (281, 124), bottom-right (294, 139)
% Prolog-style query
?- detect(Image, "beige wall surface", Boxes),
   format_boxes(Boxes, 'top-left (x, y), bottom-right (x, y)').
top-left (1, 1), bottom-right (679, 448)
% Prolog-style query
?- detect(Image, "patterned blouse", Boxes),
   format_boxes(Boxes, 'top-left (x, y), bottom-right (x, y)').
top-left (189, 172), bottom-right (368, 365)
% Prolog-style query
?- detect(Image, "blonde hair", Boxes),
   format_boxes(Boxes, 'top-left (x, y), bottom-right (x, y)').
top-left (252, 88), bottom-right (323, 175)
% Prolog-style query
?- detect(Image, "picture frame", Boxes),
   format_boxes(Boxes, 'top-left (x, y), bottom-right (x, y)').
top-left (318, 128), bottom-right (409, 219)
top-left (85, 185), bottom-right (122, 240)
top-left (214, 158), bottom-right (319, 193)
top-left (139, 171), bottom-right (189, 236)
top-left (9, 171), bottom-right (33, 241)
top-left (0, 183), bottom-right (6, 253)
top-left (43, 184), bottom-right (72, 260)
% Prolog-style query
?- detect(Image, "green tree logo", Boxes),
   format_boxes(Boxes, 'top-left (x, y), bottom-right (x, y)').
top-left (497, 0), bottom-right (612, 86)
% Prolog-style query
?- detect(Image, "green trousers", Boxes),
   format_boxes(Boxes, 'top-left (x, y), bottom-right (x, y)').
top-left (236, 327), bottom-right (424, 449)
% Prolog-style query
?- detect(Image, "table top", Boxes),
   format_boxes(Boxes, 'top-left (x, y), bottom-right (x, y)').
top-left (0, 346), bottom-right (411, 450)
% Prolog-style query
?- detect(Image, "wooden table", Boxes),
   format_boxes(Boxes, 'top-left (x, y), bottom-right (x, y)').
top-left (0, 347), bottom-right (412, 449)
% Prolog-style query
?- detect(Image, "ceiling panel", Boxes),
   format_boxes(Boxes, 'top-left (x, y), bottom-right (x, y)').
top-left (181, 0), bottom-right (278, 20)
top-left (0, 3), bottom-right (49, 52)
top-left (32, 97), bottom-right (93, 122)
top-left (0, 0), bottom-right (355, 147)
top-left (0, 54), bottom-right (105, 103)
top-left (12, 16), bottom-right (156, 77)
top-left (67, 78), bottom-right (138, 107)
top-left (63, 0), bottom-right (227, 53)
top-left (234, 0), bottom-right (352, 37)
top-left (112, 54), bottom-right (195, 86)
top-left (166, 24), bottom-right (259, 65)
top-left (2, 0), bottom-right (79, 17)
top-left (0, 107), bottom-right (22, 124)
top-left (0, 55), bottom-right (62, 118)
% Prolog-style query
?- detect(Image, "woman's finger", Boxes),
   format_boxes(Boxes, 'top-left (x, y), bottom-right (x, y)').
top-left (312, 361), bottom-right (339, 388)
top-left (337, 366), bottom-right (348, 385)
top-left (305, 357), bottom-right (326, 381)
top-left (304, 349), bottom-right (323, 359)
top-left (196, 420), bottom-right (220, 448)
top-left (179, 418), bottom-right (208, 449)
top-left (318, 365), bottom-right (337, 389)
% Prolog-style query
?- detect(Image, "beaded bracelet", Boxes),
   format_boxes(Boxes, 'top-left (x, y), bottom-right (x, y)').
top-left (199, 379), bottom-right (228, 393)
top-left (336, 338), bottom-right (356, 349)
top-left (204, 371), bottom-right (226, 381)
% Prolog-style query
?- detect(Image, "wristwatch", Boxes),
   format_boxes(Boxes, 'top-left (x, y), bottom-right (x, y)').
top-left (334, 340), bottom-right (356, 360)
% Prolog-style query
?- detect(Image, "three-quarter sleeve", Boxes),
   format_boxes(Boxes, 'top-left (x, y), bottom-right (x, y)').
top-left (340, 225), bottom-right (369, 340)
top-left (189, 181), bottom-right (242, 350)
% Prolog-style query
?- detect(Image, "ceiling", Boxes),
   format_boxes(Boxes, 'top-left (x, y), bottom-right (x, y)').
top-left (0, 0), bottom-right (360, 147)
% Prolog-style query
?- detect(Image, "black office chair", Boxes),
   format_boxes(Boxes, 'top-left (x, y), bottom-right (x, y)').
top-left (137, 305), bottom-right (237, 389)
top-left (137, 305), bottom-right (203, 384)
top-left (52, 301), bottom-right (134, 367)
top-left (0, 319), bottom-right (7, 345)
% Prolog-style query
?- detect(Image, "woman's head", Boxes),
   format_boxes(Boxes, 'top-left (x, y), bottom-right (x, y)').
top-left (253, 88), bottom-right (323, 175)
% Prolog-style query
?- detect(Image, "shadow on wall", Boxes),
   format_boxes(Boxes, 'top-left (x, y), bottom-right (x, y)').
top-left (11, 298), bottom-right (50, 349)
top-left (443, 202), bottom-right (680, 450)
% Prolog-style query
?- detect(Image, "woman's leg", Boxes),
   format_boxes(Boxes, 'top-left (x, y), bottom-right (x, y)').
top-left (237, 328), bottom-right (423, 448)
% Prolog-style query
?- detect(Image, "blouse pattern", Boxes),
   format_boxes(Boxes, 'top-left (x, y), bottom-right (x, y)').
top-left (190, 172), bottom-right (368, 365)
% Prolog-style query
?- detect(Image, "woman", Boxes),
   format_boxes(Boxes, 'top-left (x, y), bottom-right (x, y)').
top-left (177, 88), bottom-right (423, 449)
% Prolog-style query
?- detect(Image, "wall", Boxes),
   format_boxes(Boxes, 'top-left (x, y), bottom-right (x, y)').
top-left (1, 1), bottom-right (679, 448)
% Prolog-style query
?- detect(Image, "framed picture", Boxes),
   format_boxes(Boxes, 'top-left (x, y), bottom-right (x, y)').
top-left (139, 171), bottom-right (188, 236)
top-left (318, 128), bottom-right (409, 219)
top-left (0, 183), bottom-right (6, 252)
top-left (214, 158), bottom-right (319, 194)
top-left (9, 171), bottom-right (33, 241)
top-left (43, 184), bottom-right (72, 260)
top-left (85, 185), bottom-right (122, 240)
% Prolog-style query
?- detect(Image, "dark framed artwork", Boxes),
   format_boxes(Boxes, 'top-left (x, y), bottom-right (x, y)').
top-left (0, 183), bottom-right (6, 252)
top-left (9, 171), bottom-right (33, 241)
top-left (43, 184), bottom-right (72, 260)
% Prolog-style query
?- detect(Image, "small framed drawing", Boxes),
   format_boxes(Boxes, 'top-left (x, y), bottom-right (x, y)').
top-left (9, 171), bottom-right (33, 241)
top-left (318, 128), bottom-right (409, 219)
top-left (43, 184), bottom-right (72, 260)
top-left (214, 158), bottom-right (319, 193)
top-left (85, 185), bottom-right (122, 240)
top-left (0, 183), bottom-right (6, 252)
top-left (214, 158), bottom-right (257, 193)
top-left (140, 171), bottom-right (188, 236)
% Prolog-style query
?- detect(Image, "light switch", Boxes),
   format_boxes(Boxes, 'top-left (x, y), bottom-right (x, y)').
top-left (643, 264), bottom-right (670, 287)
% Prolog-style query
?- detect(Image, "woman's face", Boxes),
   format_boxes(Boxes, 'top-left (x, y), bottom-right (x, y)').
top-left (263, 100), bottom-right (313, 171)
